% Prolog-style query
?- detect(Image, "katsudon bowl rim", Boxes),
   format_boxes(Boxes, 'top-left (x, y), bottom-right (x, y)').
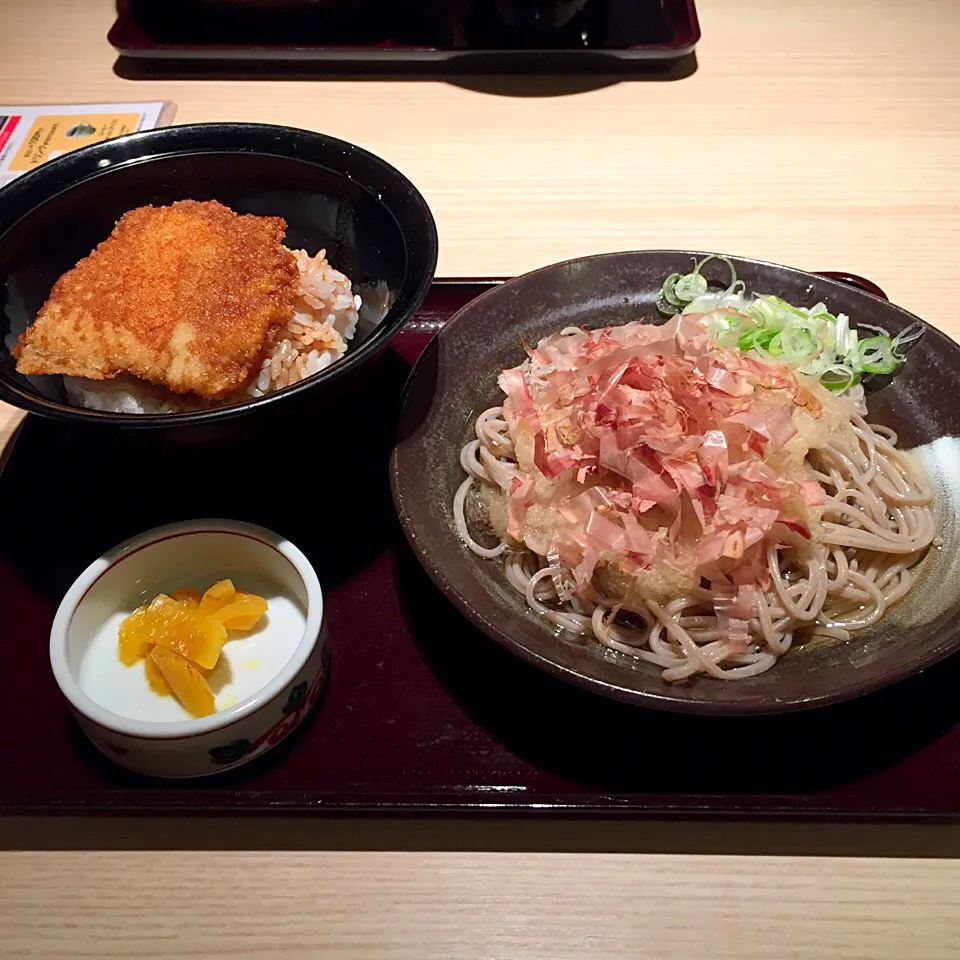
top-left (49, 518), bottom-right (324, 739)
top-left (0, 121), bottom-right (439, 427)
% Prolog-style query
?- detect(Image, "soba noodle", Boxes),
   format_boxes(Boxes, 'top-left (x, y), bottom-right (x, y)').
top-left (453, 331), bottom-right (935, 682)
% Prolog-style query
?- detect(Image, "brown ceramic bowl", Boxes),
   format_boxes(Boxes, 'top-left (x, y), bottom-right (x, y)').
top-left (391, 250), bottom-right (960, 715)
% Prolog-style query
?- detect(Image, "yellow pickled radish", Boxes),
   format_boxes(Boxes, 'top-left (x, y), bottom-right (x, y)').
top-left (118, 594), bottom-right (176, 666)
top-left (148, 607), bottom-right (228, 670)
top-left (198, 579), bottom-right (236, 614)
top-left (118, 594), bottom-right (228, 669)
top-left (149, 648), bottom-right (215, 718)
top-left (144, 652), bottom-right (171, 696)
top-left (171, 587), bottom-right (202, 609)
top-left (212, 593), bottom-right (268, 631)
top-left (118, 629), bottom-right (151, 667)
top-left (118, 580), bottom-right (269, 717)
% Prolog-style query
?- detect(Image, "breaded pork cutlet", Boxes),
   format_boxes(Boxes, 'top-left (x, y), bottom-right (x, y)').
top-left (13, 200), bottom-right (299, 397)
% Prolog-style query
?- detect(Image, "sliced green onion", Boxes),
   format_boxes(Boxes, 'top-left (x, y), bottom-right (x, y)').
top-left (891, 321), bottom-right (925, 360)
top-left (820, 367), bottom-right (861, 392)
top-left (656, 290), bottom-right (680, 317)
top-left (755, 296), bottom-right (808, 322)
top-left (657, 255), bottom-right (741, 317)
top-left (857, 322), bottom-right (891, 338)
top-left (660, 265), bottom-right (913, 394)
top-left (692, 254), bottom-right (738, 289)
top-left (661, 273), bottom-right (684, 307)
top-left (737, 327), bottom-right (780, 351)
top-left (858, 336), bottom-right (897, 375)
top-left (778, 327), bottom-right (818, 363)
top-left (674, 272), bottom-right (708, 302)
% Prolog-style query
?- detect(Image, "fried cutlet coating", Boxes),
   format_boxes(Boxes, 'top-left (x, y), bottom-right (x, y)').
top-left (13, 200), bottom-right (299, 397)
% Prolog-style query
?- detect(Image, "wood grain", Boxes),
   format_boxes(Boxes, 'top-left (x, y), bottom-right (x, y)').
top-left (2, 0), bottom-right (960, 954)
top-left (1, 851), bottom-right (959, 960)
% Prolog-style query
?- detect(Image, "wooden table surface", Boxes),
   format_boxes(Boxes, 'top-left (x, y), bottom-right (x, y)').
top-left (2, 0), bottom-right (960, 956)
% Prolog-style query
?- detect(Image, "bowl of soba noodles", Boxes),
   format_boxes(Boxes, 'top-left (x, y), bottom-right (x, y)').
top-left (391, 250), bottom-right (960, 715)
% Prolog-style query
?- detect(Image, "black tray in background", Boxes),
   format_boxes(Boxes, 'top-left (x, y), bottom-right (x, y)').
top-left (109, 0), bottom-right (701, 67)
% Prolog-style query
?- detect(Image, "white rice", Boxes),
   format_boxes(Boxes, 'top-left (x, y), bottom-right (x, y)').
top-left (63, 247), bottom-right (363, 414)
top-left (63, 375), bottom-right (191, 415)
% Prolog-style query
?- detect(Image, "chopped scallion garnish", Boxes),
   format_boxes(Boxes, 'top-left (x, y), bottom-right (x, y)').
top-left (657, 260), bottom-right (924, 394)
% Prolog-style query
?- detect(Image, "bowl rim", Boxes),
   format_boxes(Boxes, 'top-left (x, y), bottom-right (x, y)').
top-left (0, 120), bottom-right (438, 428)
top-left (48, 518), bottom-right (324, 739)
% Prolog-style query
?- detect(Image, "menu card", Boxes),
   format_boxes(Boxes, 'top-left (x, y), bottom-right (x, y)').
top-left (0, 101), bottom-right (177, 187)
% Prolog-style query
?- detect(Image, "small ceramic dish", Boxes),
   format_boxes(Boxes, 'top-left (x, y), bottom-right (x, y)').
top-left (49, 519), bottom-right (326, 777)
